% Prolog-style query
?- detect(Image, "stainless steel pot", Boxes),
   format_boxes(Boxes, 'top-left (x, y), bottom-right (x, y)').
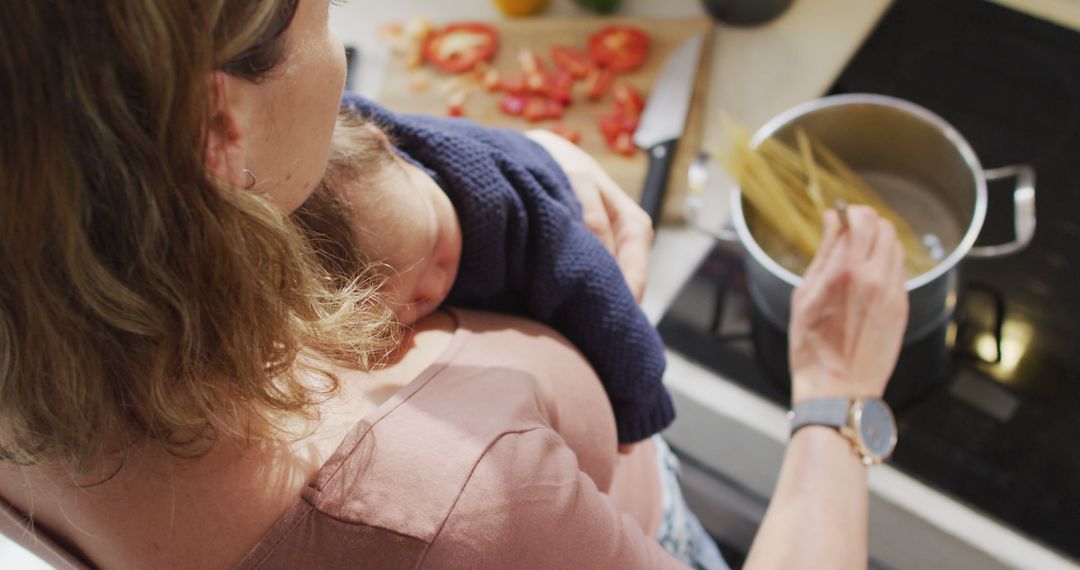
top-left (722, 94), bottom-right (1036, 342)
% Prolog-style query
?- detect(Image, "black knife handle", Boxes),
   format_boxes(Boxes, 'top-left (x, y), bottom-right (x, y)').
top-left (640, 139), bottom-right (678, 229)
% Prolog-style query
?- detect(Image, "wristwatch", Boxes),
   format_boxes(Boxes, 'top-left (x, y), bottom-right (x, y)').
top-left (788, 397), bottom-right (898, 465)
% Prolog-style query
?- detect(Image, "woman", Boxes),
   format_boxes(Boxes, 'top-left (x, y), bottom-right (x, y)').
top-left (0, 1), bottom-right (907, 568)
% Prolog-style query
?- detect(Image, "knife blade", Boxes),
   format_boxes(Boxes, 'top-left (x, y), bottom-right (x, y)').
top-left (633, 33), bottom-right (705, 228)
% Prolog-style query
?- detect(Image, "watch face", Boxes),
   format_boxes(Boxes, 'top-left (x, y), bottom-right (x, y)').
top-left (857, 399), bottom-right (897, 460)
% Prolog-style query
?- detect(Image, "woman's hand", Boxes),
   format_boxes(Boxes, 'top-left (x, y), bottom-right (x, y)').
top-left (788, 206), bottom-right (909, 404)
top-left (525, 129), bottom-right (653, 301)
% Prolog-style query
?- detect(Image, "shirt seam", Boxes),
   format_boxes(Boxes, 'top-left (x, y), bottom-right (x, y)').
top-left (415, 426), bottom-right (550, 568)
top-left (247, 502), bottom-right (314, 569)
top-left (312, 309), bottom-right (472, 490)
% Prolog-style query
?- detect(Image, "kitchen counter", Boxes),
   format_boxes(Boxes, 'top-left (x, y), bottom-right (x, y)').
top-left (329, 1), bottom-right (1080, 568)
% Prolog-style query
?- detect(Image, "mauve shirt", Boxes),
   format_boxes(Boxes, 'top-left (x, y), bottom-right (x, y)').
top-left (0, 309), bottom-right (678, 569)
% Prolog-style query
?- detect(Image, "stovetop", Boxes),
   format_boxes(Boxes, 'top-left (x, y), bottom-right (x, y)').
top-left (658, 0), bottom-right (1080, 560)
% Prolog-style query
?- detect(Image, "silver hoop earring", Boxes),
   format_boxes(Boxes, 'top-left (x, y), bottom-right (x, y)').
top-left (243, 169), bottom-right (257, 189)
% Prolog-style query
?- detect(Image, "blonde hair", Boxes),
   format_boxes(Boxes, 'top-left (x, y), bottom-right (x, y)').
top-left (0, 1), bottom-right (398, 471)
top-left (293, 111), bottom-right (399, 287)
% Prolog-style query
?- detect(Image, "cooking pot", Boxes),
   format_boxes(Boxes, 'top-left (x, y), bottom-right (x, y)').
top-left (703, 94), bottom-right (1037, 343)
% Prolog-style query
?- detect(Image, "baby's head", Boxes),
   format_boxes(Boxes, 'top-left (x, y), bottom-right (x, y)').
top-left (300, 112), bottom-right (461, 326)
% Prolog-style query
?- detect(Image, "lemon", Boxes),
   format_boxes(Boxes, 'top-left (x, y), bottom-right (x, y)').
top-left (492, 0), bottom-right (550, 17)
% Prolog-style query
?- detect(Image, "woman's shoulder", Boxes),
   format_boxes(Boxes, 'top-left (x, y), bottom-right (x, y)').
top-left (448, 307), bottom-right (588, 362)
top-left (240, 309), bottom-right (626, 568)
top-left (445, 307), bottom-right (619, 487)
top-left (279, 361), bottom-right (560, 548)
top-left (248, 422), bottom-right (640, 569)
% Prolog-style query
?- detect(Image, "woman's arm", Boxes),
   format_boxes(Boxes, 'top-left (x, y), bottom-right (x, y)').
top-left (745, 206), bottom-right (909, 569)
top-left (745, 426), bottom-right (872, 568)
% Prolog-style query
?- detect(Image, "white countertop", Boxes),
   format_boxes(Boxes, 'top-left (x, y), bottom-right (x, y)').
top-left (328, 1), bottom-right (1080, 568)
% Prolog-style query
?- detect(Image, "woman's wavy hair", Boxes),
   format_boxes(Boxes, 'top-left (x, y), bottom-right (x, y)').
top-left (0, 0), bottom-right (398, 472)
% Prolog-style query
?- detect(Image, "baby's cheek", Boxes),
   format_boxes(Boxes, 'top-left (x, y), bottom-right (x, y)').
top-left (379, 273), bottom-right (415, 315)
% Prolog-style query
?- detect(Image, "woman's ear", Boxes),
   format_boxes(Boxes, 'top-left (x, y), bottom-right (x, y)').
top-left (204, 71), bottom-right (251, 189)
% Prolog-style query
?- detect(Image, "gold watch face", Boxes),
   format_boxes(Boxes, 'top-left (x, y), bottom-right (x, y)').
top-left (853, 398), bottom-right (897, 462)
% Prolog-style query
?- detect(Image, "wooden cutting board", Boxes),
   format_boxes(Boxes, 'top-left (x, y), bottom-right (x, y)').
top-left (377, 18), bottom-right (714, 224)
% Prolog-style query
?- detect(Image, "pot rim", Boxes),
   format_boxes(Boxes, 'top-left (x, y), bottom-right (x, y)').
top-left (730, 93), bottom-right (988, 291)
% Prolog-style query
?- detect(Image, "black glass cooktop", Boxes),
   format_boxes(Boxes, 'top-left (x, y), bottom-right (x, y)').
top-left (659, 0), bottom-right (1080, 560)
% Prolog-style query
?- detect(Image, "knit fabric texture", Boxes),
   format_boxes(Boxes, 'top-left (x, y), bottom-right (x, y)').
top-left (341, 93), bottom-right (673, 443)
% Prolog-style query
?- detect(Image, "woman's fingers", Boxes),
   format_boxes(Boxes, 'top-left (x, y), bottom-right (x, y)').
top-left (866, 218), bottom-right (897, 274)
top-left (802, 209), bottom-right (841, 284)
top-left (845, 205), bottom-right (880, 262)
top-left (793, 218), bottom-right (851, 323)
top-left (568, 171), bottom-right (618, 254)
top-left (886, 240), bottom-right (909, 309)
top-left (599, 176), bottom-right (652, 301)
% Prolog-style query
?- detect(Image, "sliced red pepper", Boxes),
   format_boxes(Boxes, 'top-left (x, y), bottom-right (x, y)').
top-left (523, 97), bottom-right (548, 122)
top-left (499, 94), bottom-right (527, 116)
top-left (612, 83), bottom-right (645, 116)
top-left (610, 131), bottom-right (637, 156)
top-left (446, 91), bottom-right (467, 117)
top-left (422, 23), bottom-right (499, 74)
top-left (497, 73), bottom-right (528, 95)
top-left (517, 48), bottom-right (548, 76)
top-left (550, 124), bottom-right (582, 144)
top-left (548, 69), bottom-right (575, 105)
top-left (587, 25), bottom-right (650, 73)
top-left (545, 99), bottom-right (567, 120)
top-left (518, 49), bottom-right (551, 95)
top-left (584, 68), bottom-right (615, 101)
top-left (597, 111), bottom-right (637, 143)
top-left (526, 71), bottom-right (550, 96)
top-left (550, 45), bottom-right (592, 79)
top-left (598, 114), bottom-right (622, 144)
top-left (523, 97), bottom-right (565, 122)
top-left (482, 69), bottom-right (501, 91)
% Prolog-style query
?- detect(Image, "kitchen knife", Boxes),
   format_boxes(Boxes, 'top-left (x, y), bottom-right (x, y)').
top-left (633, 32), bottom-right (705, 228)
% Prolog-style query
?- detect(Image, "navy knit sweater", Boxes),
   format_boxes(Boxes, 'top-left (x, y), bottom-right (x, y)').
top-left (341, 93), bottom-right (674, 443)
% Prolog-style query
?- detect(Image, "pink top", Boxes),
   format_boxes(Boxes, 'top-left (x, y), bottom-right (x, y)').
top-left (0, 309), bottom-right (679, 568)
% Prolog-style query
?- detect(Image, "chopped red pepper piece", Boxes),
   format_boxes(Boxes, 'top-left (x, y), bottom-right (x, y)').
top-left (587, 25), bottom-right (650, 73)
top-left (497, 73), bottom-right (528, 95)
top-left (548, 69), bottom-right (575, 105)
top-left (598, 108), bottom-right (641, 155)
top-left (550, 45), bottom-right (593, 79)
top-left (517, 49), bottom-right (551, 96)
top-left (584, 68), bottom-right (615, 101)
top-left (550, 124), bottom-right (582, 144)
top-left (446, 91), bottom-right (468, 117)
top-left (523, 97), bottom-right (565, 122)
top-left (612, 83), bottom-right (645, 116)
top-left (517, 48), bottom-right (548, 75)
top-left (482, 69), bottom-right (501, 91)
top-left (422, 23), bottom-right (499, 74)
top-left (610, 131), bottom-right (637, 156)
top-left (499, 94), bottom-right (527, 116)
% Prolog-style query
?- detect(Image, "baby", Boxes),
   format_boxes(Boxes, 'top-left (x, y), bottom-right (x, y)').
top-left (299, 95), bottom-right (672, 445)
top-left (311, 115), bottom-right (463, 327)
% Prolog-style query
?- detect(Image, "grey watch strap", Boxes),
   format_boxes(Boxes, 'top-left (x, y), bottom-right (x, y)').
top-left (789, 398), bottom-right (850, 437)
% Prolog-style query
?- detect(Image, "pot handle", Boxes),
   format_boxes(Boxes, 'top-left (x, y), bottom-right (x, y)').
top-left (967, 164), bottom-right (1036, 258)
